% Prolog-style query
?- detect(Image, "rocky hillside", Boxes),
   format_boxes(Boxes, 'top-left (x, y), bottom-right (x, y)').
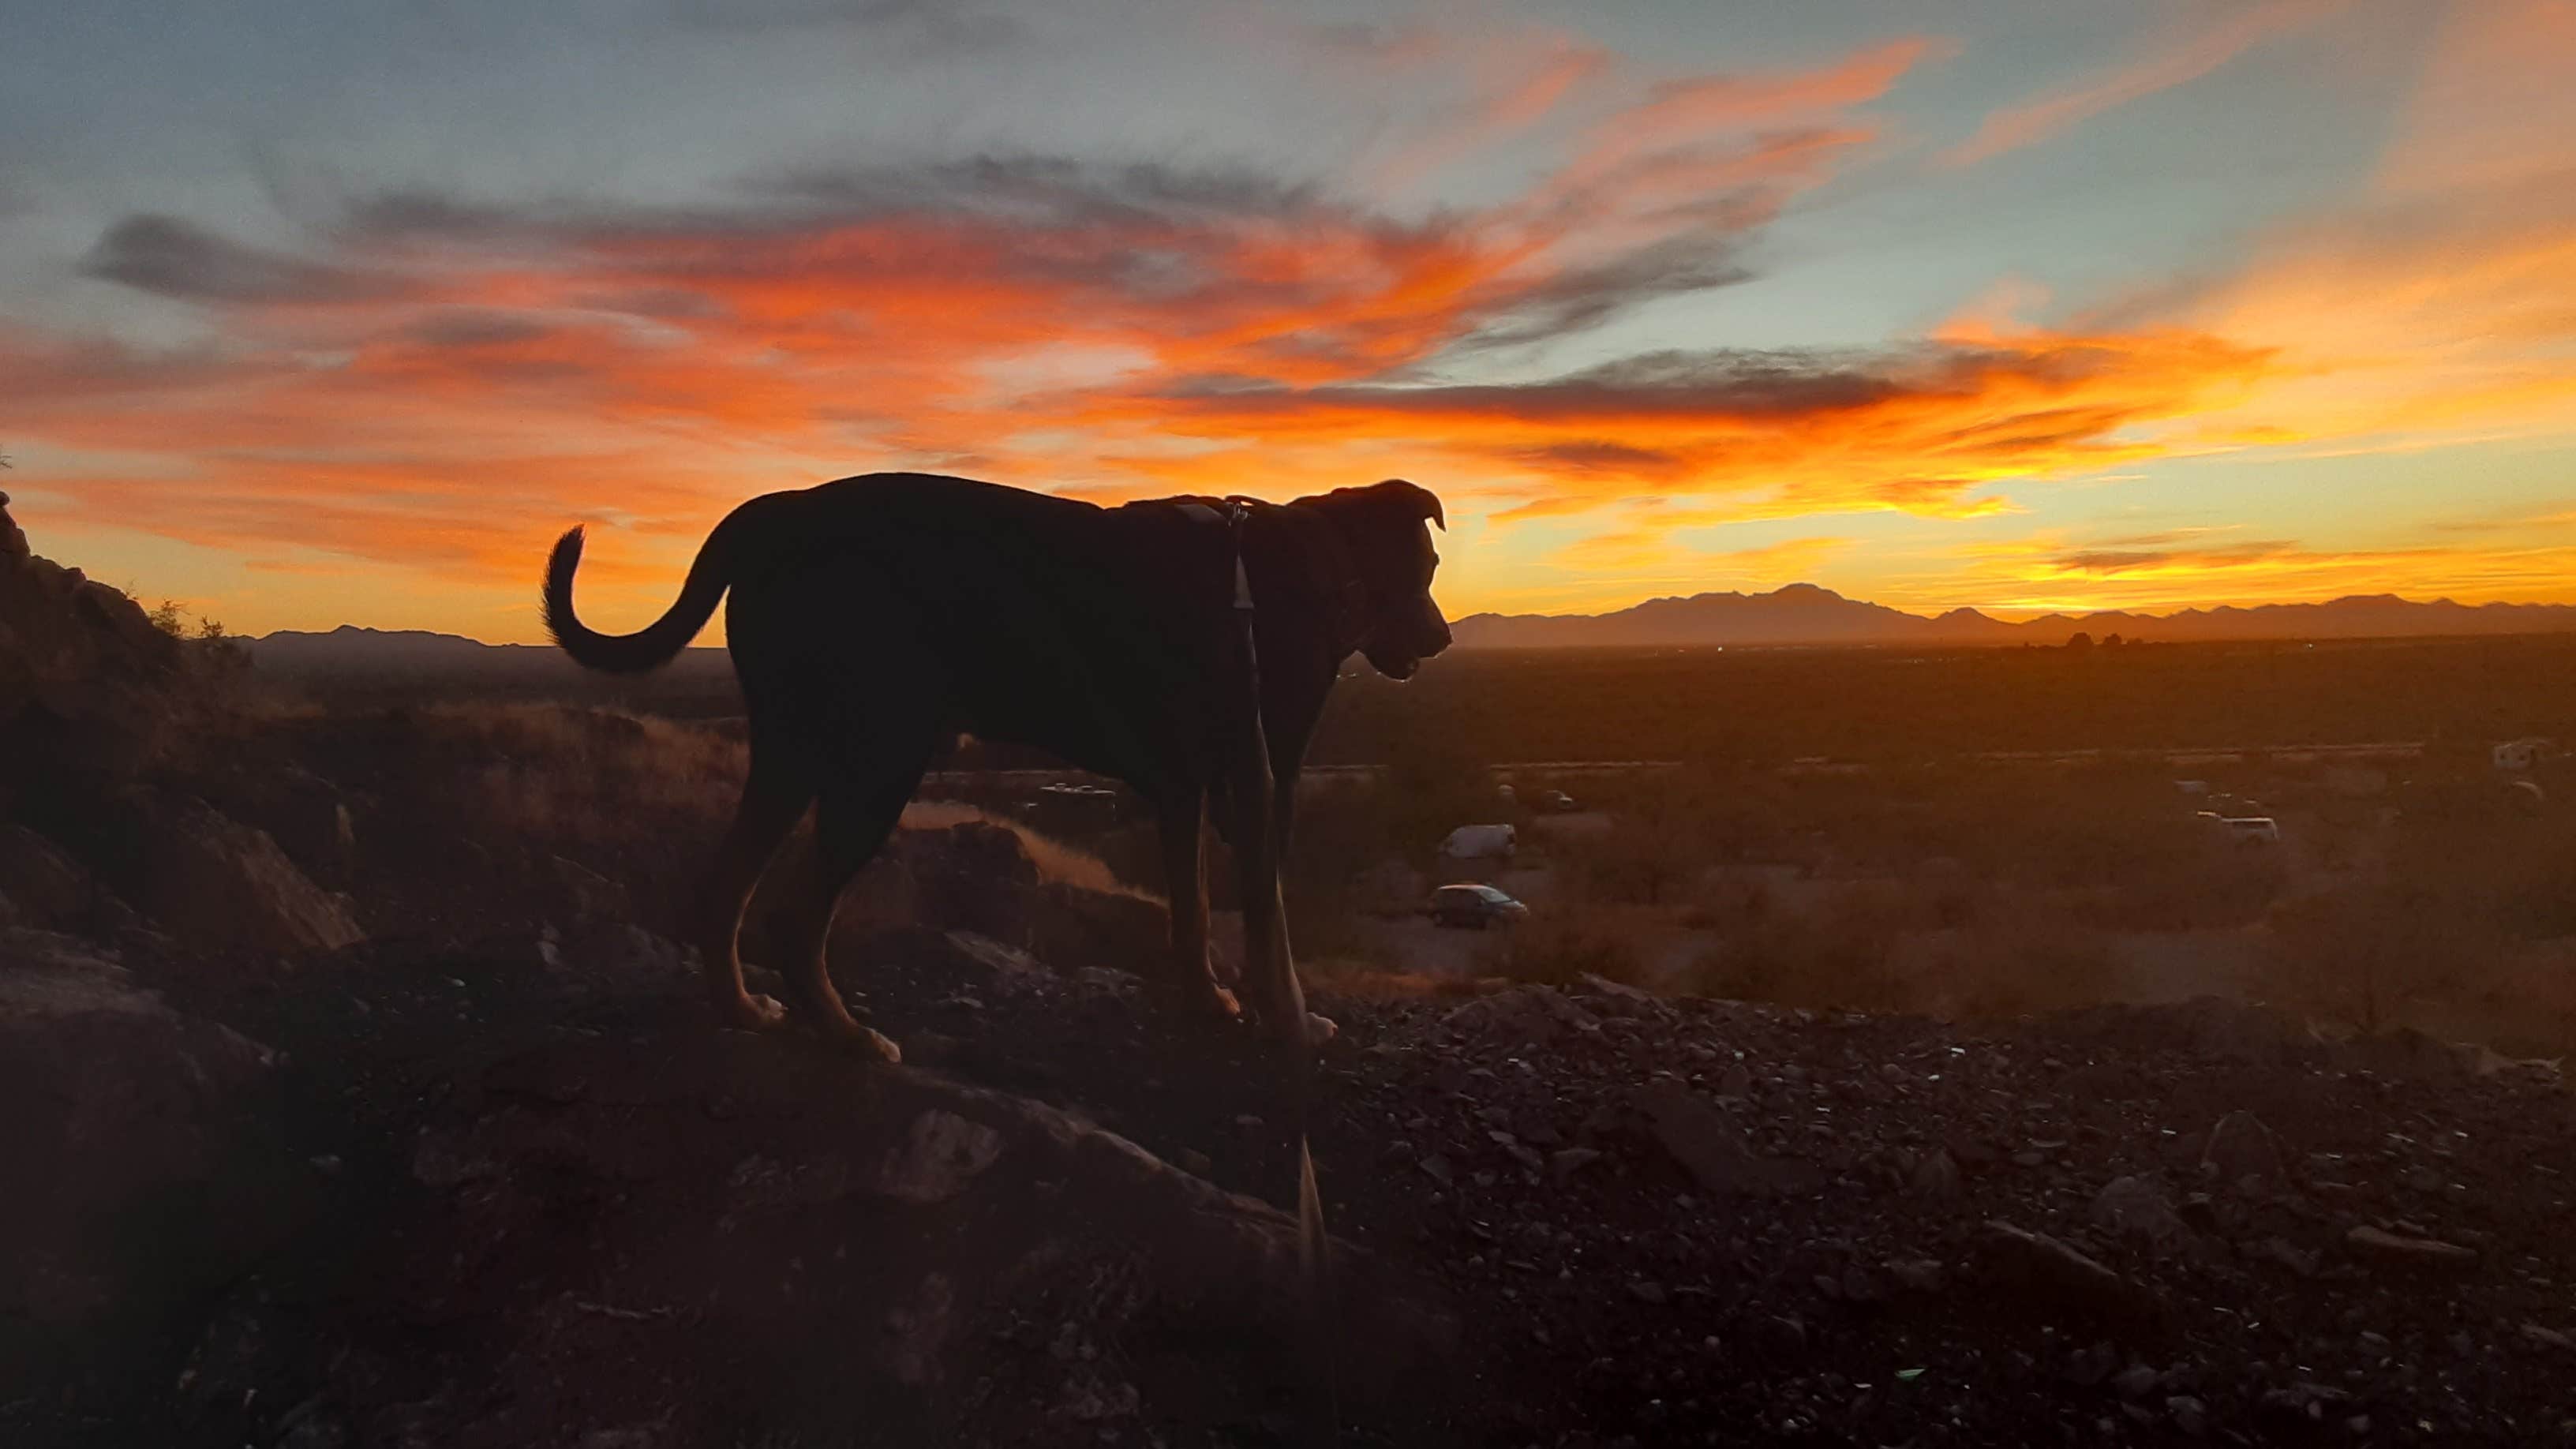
top-left (7, 496), bottom-right (2576, 1447)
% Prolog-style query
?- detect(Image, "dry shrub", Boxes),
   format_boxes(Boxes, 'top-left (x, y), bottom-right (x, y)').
top-left (1297, 958), bottom-right (1481, 1002)
top-left (897, 799), bottom-right (1149, 900)
top-left (1679, 878), bottom-right (2116, 1021)
top-left (1920, 909), bottom-right (2119, 1021)
top-left (1473, 908), bottom-right (1653, 988)
top-left (2249, 784), bottom-right (2576, 1049)
top-left (417, 702), bottom-right (747, 848)
top-left (1686, 899), bottom-right (1907, 1013)
top-left (2076, 842), bottom-right (2286, 930)
top-left (2255, 886), bottom-right (2505, 1037)
top-left (1569, 811), bottom-right (1697, 906)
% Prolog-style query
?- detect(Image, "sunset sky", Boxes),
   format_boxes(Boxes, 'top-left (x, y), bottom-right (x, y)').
top-left (3, 0), bottom-right (2572, 641)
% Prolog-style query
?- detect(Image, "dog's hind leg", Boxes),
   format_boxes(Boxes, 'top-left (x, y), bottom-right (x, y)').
top-left (771, 755), bottom-right (930, 1062)
top-left (698, 759), bottom-right (816, 1032)
top-left (1155, 788), bottom-right (1241, 1022)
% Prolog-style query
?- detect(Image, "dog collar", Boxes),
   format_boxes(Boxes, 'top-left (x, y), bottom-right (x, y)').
top-left (1175, 501), bottom-right (1257, 611)
top-left (1177, 496), bottom-right (1369, 656)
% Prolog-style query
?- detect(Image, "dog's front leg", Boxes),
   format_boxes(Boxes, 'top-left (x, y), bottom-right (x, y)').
top-left (1225, 741), bottom-right (1335, 1049)
top-left (1155, 788), bottom-right (1241, 1021)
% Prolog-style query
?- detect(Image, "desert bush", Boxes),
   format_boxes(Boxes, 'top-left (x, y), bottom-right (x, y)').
top-left (1297, 957), bottom-right (1481, 1002)
top-left (897, 799), bottom-right (1150, 899)
top-left (1922, 909), bottom-right (2120, 1020)
top-left (1685, 899), bottom-right (1907, 1013)
top-left (1472, 908), bottom-right (1652, 989)
top-left (2255, 885), bottom-right (2503, 1035)
top-left (1677, 877), bottom-right (1776, 931)
top-left (415, 702), bottom-right (747, 848)
top-left (1571, 807), bottom-right (1698, 905)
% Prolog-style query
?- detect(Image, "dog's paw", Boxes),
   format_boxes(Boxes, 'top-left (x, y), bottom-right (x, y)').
top-left (1294, 1011), bottom-right (1339, 1048)
top-left (1153, 979), bottom-right (1242, 1022)
top-left (833, 1021), bottom-right (903, 1065)
top-left (719, 991), bottom-right (790, 1032)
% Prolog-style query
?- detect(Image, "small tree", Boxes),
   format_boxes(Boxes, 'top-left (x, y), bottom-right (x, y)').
top-left (148, 599), bottom-right (187, 636)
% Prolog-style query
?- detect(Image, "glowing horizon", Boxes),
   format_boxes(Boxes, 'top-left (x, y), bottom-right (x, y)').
top-left (4, 0), bottom-right (2571, 644)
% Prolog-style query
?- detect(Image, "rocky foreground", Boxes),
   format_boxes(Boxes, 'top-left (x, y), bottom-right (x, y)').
top-left (9, 892), bottom-right (2575, 1447)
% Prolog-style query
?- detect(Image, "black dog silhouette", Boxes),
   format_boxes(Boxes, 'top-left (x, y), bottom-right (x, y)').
top-left (544, 472), bottom-right (1449, 1056)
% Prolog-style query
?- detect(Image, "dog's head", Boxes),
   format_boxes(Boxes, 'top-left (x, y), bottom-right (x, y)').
top-left (1301, 479), bottom-right (1451, 680)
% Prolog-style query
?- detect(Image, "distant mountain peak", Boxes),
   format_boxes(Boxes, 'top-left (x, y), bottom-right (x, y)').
top-left (1450, 584), bottom-right (2576, 650)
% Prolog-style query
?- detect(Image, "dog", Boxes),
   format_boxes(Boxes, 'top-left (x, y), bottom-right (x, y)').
top-left (542, 471), bottom-right (1450, 1058)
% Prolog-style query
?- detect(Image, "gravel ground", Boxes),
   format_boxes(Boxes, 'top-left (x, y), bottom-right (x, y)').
top-left (17, 908), bottom-right (2576, 1447)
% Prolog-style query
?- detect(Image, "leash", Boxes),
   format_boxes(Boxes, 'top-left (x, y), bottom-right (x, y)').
top-left (1207, 498), bottom-right (1339, 1447)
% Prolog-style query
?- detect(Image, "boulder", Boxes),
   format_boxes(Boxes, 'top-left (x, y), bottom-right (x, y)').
top-left (2091, 1175), bottom-right (2192, 1255)
top-left (1977, 1220), bottom-right (2170, 1336)
top-left (1911, 1148), bottom-right (1964, 1200)
top-left (1028, 881), bottom-right (1168, 975)
top-left (1443, 985), bottom-right (1601, 1046)
top-left (2346, 1225), bottom-right (2477, 1268)
top-left (1634, 1083), bottom-right (1823, 1199)
top-left (206, 765), bottom-right (358, 887)
top-left (547, 854), bottom-right (629, 924)
top-left (2200, 1110), bottom-right (2289, 1196)
top-left (897, 822), bottom-right (1043, 947)
top-left (0, 930), bottom-right (301, 1362)
top-left (0, 823), bottom-right (99, 931)
top-left (350, 1028), bottom-right (1452, 1446)
top-left (135, 799), bottom-right (364, 954)
top-left (1573, 972), bottom-right (1669, 1019)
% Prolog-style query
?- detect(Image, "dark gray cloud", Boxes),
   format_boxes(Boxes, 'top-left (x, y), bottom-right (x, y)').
top-left (758, 155), bottom-right (1335, 233)
top-left (1234, 347), bottom-right (1920, 422)
top-left (338, 150), bottom-right (1762, 366)
top-left (1502, 440), bottom-right (1690, 477)
top-left (0, 334), bottom-right (286, 403)
top-left (2053, 540), bottom-right (2297, 574)
top-left (1466, 237), bottom-right (1754, 349)
top-left (404, 309), bottom-right (554, 347)
top-left (665, 0), bottom-right (1024, 54)
top-left (81, 214), bottom-right (414, 305)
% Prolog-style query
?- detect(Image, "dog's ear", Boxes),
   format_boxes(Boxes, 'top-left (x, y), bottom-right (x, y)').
top-left (1369, 478), bottom-right (1444, 531)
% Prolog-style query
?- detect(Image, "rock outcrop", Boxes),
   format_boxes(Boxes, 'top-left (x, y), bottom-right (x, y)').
top-left (305, 1028), bottom-right (1450, 1447)
top-left (0, 930), bottom-right (302, 1357)
top-left (0, 493), bottom-right (189, 820)
top-left (133, 798), bottom-right (364, 954)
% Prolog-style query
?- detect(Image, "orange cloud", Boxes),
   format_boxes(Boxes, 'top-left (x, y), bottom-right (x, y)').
top-left (1091, 329), bottom-right (2271, 522)
top-left (1911, 516), bottom-right (2576, 616)
top-left (1550, 525), bottom-right (1850, 582)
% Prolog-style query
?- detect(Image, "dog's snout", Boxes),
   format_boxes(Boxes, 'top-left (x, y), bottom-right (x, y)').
top-left (1417, 598), bottom-right (1452, 657)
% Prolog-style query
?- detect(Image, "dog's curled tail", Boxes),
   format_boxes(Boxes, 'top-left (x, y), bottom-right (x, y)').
top-left (542, 517), bottom-right (735, 675)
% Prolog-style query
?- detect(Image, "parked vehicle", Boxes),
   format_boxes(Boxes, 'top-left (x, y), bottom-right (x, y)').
top-left (1537, 789), bottom-right (1579, 813)
top-left (1430, 883), bottom-right (1530, 930)
top-left (2221, 816), bottom-right (2281, 845)
top-left (1438, 824), bottom-right (1518, 860)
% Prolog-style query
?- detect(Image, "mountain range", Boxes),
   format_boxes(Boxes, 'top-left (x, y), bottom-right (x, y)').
top-left (244, 626), bottom-right (725, 676)
top-left (245, 590), bottom-right (2576, 666)
top-left (1447, 584), bottom-right (2576, 650)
